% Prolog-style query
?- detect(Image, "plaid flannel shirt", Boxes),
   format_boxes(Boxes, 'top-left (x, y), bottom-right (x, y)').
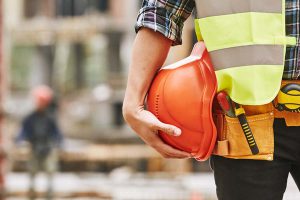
top-left (136, 0), bottom-right (300, 80)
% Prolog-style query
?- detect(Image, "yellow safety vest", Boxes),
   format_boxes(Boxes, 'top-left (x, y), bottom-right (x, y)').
top-left (194, 0), bottom-right (297, 105)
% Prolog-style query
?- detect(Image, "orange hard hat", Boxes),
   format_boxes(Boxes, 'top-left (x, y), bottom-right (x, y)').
top-left (147, 42), bottom-right (217, 161)
top-left (32, 85), bottom-right (53, 108)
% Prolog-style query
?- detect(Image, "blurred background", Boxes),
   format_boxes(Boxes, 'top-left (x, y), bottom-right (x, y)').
top-left (0, 0), bottom-right (298, 200)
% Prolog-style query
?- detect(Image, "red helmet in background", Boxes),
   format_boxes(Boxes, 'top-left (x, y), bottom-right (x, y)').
top-left (147, 42), bottom-right (217, 161)
top-left (32, 85), bottom-right (53, 109)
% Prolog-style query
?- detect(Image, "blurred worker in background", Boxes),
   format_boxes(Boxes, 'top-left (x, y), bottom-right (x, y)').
top-left (16, 85), bottom-right (63, 200)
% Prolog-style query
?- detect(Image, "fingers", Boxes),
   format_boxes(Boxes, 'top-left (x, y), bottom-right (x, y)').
top-left (147, 136), bottom-right (192, 159)
top-left (156, 142), bottom-right (192, 159)
top-left (124, 109), bottom-right (190, 159)
top-left (135, 110), bottom-right (181, 136)
top-left (141, 133), bottom-right (191, 159)
top-left (155, 122), bottom-right (181, 136)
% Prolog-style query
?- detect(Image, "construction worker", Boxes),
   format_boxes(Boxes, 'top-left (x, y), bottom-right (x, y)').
top-left (16, 85), bottom-right (63, 200)
top-left (123, 0), bottom-right (300, 200)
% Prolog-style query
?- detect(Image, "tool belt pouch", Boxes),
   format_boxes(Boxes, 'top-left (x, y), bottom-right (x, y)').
top-left (213, 105), bottom-right (274, 161)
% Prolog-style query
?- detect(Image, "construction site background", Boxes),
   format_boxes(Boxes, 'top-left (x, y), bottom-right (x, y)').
top-left (0, 1), bottom-right (298, 200)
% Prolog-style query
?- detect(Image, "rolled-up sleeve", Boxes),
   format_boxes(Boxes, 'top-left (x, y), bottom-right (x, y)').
top-left (135, 0), bottom-right (195, 45)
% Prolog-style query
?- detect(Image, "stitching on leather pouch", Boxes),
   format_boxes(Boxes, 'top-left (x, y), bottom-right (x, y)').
top-left (222, 115), bottom-right (227, 141)
top-left (268, 125), bottom-right (272, 153)
top-left (226, 114), bottom-right (272, 124)
top-left (267, 118), bottom-right (274, 154)
top-left (224, 113), bottom-right (274, 157)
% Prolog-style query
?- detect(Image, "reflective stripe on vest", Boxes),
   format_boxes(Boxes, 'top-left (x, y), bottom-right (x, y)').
top-left (194, 0), bottom-right (297, 105)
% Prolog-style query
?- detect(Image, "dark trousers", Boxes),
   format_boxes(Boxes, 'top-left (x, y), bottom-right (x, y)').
top-left (210, 118), bottom-right (300, 200)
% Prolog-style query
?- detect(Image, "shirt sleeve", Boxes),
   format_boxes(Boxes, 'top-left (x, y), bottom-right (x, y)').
top-left (135, 0), bottom-right (195, 46)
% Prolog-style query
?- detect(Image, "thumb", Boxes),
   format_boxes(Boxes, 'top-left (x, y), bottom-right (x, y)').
top-left (156, 122), bottom-right (181, 136)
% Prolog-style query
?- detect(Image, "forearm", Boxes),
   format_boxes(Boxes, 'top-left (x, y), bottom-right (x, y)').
top-left (123, 28), bottom-right (172, 116)
top-left (122, 28), bottom-right (190, 158)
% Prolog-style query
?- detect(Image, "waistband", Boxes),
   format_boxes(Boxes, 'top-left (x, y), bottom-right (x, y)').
top-left (241, 80), bottom-right (300, 126)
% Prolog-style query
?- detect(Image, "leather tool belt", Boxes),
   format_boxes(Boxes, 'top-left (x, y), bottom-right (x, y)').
top-left (212, 80), bottom-right (300, 161)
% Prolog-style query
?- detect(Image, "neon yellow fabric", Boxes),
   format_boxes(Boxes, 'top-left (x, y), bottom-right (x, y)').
top-left (192, 1), bottom-right (298, 105)
top-left (195, 12), bottom-right (284, 52)
top-left (216, 65), bottom-right (284, 105)
top-left (194, 20), bottom-right (203, 41)
top-left (275, 36), bottom-right (297, 46)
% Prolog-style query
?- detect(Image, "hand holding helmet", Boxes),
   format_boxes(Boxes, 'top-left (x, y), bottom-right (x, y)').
top-left (147, 42), bottom-right (217, 161)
